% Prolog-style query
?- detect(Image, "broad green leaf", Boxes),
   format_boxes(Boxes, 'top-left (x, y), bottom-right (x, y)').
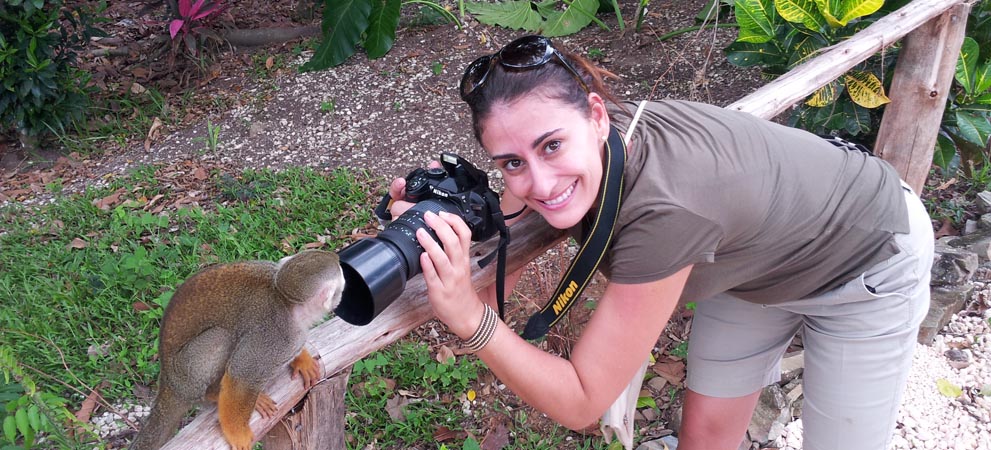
top-left (364, 0), bottom-right (401, 59)
top-left (13, 409), bottom-right (28, 444)
top-left (735, 0), bottom-right (777, 43)
top-left (725, 41), bottom-right (788, 68)
top-left (814, 0), bottom-right (843, 27)
top-left (2, 415), bottom-right (14, 444)
top-left (973, 92), bottom-right (991, 105)
top-left (636, 395), bottom-right (657, 409)
top-left (776, 0), bottom-right (825, 31)
top-left (541, 0), bottom-right (599, 37)
top-left (835, 0), bottom-right (883, 25)
top-left (932, 132), bottom-right (957, 171)
top-left (956, 37), bottom-right (979, 94)
top-left (844, 70), bottom-right (889, 108)
top-left (300, 0), bottom-right (373, 71)
top-left (786, 29), bottom-right (828, 67)
top-left (840, 99), bottom-right (871, 135)
top-left (26, 405), bottom-right (39, 433)
top-left (955, 110), bottom-right (991, 147)
top-left (806, 81), bottom-right (838, 107)
top-left (937, 378), bottom-right (963, 398)
top-left (975, 62), bottom-right (991, 94)
top-left (464, 0), bottom-right (547, 32)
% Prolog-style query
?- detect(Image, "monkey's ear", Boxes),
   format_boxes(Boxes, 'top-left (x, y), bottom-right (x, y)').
top-left (275, 250), bottom-right (342, 303)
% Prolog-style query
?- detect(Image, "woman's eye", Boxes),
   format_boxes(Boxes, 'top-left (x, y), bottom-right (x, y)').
top-left (504, 159), bottom-right (523, 171)
top-left (544, 140), bottom-right (561, 154)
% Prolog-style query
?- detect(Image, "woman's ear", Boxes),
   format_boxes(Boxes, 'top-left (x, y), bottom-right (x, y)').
top-left (588, 92), bottom-right (610, 138)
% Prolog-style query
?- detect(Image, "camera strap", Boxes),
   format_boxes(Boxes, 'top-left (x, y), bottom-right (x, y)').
top-left (520, 124), bottom-right (627, 340)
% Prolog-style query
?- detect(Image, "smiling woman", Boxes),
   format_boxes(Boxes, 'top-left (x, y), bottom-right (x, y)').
top-left (384, 34), bottom-right (935, 450)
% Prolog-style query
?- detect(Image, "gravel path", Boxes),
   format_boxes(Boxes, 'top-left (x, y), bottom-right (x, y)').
top-left (774, 287), bottom-right (991, 450)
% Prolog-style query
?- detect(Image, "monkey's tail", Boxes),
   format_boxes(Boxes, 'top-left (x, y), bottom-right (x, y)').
top-left (129, 385), bottom-right (193, 450)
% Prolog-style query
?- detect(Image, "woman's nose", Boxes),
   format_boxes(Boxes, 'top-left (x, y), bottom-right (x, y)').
top-left (527, 163), bottom-right (555, 197)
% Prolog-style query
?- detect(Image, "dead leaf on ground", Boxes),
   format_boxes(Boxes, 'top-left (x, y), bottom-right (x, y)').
top-left (145, 117), bottom-right (163, 151)
top-left (435, 344), bottom-right (455, 363)
top-left (935, 218), bottom-right (958, 239)
top-left (192, 166), bottom-right (208, 180)
top-left (433, 425), bottom-right (467, 442)
top-left (651, 360), bottom-right (685, 386)
top-left (92, 188), bottom-right (125, 210)
top-left (68, 238), bottom-right (88, 249)
top-left (132, 301), bottom-right (152, 312)
top-left (72, 381), bottom-right (107, 436)
top-left (480, 419), bottom-right (511, 450)
top-left (386, 395), bottom-right (410, 422)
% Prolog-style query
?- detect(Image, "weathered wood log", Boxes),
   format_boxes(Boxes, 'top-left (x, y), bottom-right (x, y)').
top-left (159, 213), bottom-right (567, 449)
top-left (726, 0), bottom-right (966, 120)
top-left (259, 367), bottom-right (352, 450)
top-left (875, 4), bottom-right (972, 193)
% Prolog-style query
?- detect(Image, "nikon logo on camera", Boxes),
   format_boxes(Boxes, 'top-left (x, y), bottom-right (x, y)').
top-left (552, 280), bottom-right (580, 314)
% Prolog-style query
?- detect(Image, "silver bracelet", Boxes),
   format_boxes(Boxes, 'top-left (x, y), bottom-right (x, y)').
top-left (463, 304), bottom-right (498, 353)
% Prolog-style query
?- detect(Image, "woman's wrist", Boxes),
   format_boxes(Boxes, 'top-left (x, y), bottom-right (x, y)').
top-left (462, 303), bottom-right (498, 353)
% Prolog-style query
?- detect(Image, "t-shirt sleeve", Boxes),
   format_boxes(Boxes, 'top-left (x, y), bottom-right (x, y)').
top-left (606, 205), bottom-right (722, 284)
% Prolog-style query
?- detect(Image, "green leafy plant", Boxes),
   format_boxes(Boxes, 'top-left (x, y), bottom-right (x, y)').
top-left (463, 0), bottom-right (604, 37)
top-left (0, 0), bottom-right (103, 147)
top-left (1, 348), bottom-right (85, 449)
top-left (301, 0), bottom-right (459, 71)
top-left (932, 2), bottom-right (991, 173)
top-left (725, 0), bottom-right (893, 137)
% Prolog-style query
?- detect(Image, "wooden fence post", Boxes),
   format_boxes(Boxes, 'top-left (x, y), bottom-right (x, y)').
top-left (259, 366), bottom-right (352, 450)
top-left (874, 4), bottom-right (972, 193)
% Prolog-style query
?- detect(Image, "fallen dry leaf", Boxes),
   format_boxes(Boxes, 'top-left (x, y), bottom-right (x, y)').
top-left (385, 395), bottom-right (410, 421)
top-left (433, 425), bottom-right (468, 442)
top-left (481, 420), bottom-right (511, 450)
top-left (68, 238), bottom-right (88, 250)
top-left (651, 360), bottom-right (685, 386)
top-left (435, 344), bottom-right (455, 363)
top-left (145, 117), bottom-right (163, 152)
top-left (92, 189), bottom-right (125, 210)
top-left (935, 218), bottom-right (958, 239)
top-left (72, 381), bottom-right (107, 436)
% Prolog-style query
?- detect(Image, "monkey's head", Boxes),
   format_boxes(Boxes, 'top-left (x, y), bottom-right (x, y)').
top-left (274, 250), bottom-right (345, 317)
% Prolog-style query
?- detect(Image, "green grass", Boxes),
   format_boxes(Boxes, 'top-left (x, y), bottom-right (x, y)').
top-left (0, 164), bottom-right (625, 449)
top-left (0, 165), bottom-right (375, 418)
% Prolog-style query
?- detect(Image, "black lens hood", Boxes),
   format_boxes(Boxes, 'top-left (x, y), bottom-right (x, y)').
top-left (334, 238), bottom-right (408, 325)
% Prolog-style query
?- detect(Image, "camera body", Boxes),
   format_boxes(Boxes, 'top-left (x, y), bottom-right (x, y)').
top-left (334, 153), bottom-right (503, 325)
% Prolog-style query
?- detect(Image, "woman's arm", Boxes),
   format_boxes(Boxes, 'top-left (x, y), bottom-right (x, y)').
top-left (418, 210), bottom-right (690, 429)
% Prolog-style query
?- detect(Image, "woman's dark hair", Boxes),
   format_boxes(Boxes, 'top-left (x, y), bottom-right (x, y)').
top-left (464, 45), bottom-right (622, 143)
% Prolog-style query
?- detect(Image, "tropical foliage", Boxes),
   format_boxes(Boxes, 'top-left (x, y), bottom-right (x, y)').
top-left (725, 0), bottom-right (899, 137)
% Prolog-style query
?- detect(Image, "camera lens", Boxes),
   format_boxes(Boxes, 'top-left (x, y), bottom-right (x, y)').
top-left (334, 198), bottom-right (464, 325)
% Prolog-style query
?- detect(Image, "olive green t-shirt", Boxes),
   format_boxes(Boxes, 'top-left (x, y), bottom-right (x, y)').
top-left (577, 100), bottom-right (910, 305)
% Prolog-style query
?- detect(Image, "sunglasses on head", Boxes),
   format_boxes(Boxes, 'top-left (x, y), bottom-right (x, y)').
top-left (459, 35), bottom-right (590, 102)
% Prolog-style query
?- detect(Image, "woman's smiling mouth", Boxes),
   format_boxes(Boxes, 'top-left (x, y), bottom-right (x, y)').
top-left (540, 181), bottom-right (577, 207)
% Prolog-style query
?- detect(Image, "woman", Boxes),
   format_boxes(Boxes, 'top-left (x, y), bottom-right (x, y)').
top-left (389, 35), bottom-right (933, 450)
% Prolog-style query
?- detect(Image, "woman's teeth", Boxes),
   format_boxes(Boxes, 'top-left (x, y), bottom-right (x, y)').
top-left (543, 182), bottom-right (575, 206)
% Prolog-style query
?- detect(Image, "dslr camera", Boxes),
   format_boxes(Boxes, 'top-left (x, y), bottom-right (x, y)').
top-left (335, 153), bottom-right (505, 325)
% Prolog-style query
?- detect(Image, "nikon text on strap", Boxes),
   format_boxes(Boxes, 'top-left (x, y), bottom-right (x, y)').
top-left (521, 125), bottom-right (627, 340)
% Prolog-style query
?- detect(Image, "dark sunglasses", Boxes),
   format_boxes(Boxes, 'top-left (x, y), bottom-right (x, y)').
top-left (459, 35), bottom-right (590, 102)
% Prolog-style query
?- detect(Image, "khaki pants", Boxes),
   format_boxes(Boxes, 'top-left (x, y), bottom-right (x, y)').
top-left (687, 187), bottom-right (934, 450)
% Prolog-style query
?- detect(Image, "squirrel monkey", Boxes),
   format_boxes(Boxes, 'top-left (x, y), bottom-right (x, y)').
top-left (129, 250), bottom-right (345, 450)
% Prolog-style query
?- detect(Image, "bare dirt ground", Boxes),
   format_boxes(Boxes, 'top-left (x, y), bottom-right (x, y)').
top-left (0, 0), bottom-right (766, 447)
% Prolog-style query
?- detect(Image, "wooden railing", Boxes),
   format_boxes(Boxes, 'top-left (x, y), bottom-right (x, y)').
top-left (160, 0), bottom-right (971, 447)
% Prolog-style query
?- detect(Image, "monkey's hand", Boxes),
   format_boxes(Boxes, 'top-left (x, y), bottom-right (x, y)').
top-left (290, 348), bottom-right (321, 389)
top-left (254, 393), bottom-right (278, 418)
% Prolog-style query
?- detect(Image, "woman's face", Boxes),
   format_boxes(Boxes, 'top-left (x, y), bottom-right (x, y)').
top-left (480, 93), bottom-right (610, 229)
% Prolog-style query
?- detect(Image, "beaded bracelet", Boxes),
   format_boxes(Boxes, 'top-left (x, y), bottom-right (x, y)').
top-left (463, 304), bottom-right (498, 353)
